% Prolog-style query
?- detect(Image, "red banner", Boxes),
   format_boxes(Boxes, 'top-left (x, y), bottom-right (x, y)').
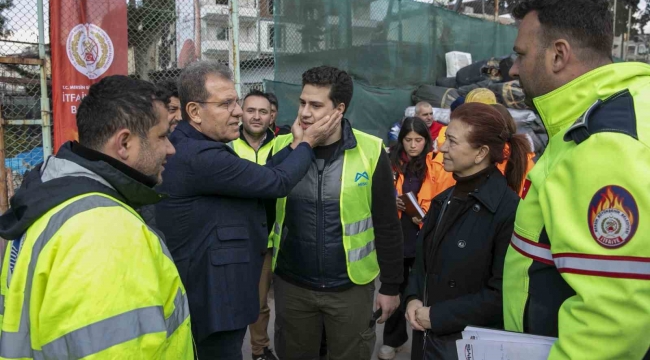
top-left (50, 0), bottom-right (128, 152)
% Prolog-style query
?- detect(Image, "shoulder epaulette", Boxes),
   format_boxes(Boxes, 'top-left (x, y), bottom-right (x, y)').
top-left (564, 89), bottom-right (638, 145)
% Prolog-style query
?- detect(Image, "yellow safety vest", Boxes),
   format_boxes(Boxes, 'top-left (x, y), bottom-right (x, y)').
top-left (270, 130), bottom-right (383, 285)
top-left (230, 136), bottom-right (275, 165)
top-left (0, 193), bottom-right (193, 359)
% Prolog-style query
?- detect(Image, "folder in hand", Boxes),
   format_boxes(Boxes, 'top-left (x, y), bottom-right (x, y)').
top-left (398, 192), bottom-right (426, 220)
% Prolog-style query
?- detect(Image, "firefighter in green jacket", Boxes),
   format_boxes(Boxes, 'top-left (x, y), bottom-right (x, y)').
top-left (503, 1), bottom-right (650, 359)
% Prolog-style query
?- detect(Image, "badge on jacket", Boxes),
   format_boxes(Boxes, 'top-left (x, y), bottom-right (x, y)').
top-left (588, 185), bottom-right (638, 249)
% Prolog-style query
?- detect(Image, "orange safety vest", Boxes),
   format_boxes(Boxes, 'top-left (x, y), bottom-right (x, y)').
top-left (496, 151), bottom-right (536, 196)
top-left (394, 153), bottom-right (455, 225)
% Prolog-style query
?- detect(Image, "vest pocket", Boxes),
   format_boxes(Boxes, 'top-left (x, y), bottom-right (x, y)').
top-left (210, 225), bottom-right (251, 265)
top-left (215, 225), bottom-right (249, 248)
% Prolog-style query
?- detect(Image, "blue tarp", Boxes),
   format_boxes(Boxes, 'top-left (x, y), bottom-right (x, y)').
top-left (5, 147), bottom-right (43, 175)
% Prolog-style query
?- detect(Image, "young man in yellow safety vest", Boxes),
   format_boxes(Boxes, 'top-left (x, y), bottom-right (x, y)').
top-left (502, 1), bottom-right (650, 358)
top-left (228, 89), bottom-right (279, 360)
top-left (270, 66), bottom-right (404, 360)
top-left (0, 75), bottom-right (193, 359)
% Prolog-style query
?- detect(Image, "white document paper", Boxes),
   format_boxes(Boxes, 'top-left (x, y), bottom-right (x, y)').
top-left (457, 326), bottom-right (557, 360)
top-left (456, 339), bottom-right (552, 360)
top-left (462, 326), bottom-right (556, 346)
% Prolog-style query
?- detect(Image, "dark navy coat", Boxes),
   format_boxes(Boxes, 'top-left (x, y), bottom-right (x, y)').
top-left (155, 120), bottom-right (313, 342)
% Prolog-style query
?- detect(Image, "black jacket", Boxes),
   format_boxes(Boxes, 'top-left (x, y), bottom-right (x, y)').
top-left (154, 121), bottom-right (314, 341)
top-left (406, 168), bottom-right (519, 360)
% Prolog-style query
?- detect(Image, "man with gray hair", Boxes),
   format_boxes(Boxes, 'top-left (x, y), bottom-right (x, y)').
top-left (415, 101), bottom-right (444, 142)
top-left (155, 61), bottom-right (341, 359)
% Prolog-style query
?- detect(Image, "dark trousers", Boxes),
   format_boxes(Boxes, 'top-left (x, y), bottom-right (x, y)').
top-left (196, 328), bottom-right (247, 360)
top-left (274, 275), bottom-right (376, 360)
top-left (383, 257), bottom-right (415, 348)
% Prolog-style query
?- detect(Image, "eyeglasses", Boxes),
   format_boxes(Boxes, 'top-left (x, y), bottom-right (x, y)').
top-left (193, 99), bottom-right (242, 113)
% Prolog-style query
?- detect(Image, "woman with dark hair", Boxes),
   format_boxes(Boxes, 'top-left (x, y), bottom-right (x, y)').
top-left (378, 117), bottom-right (438, 360)
top-left (404, 103), bottom-right (528, 359)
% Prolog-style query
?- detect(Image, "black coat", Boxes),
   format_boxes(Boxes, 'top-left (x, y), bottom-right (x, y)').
top-left (155, 121), bottom-right (314, 342)
top-left (405, 169), bottom-right (519, 360)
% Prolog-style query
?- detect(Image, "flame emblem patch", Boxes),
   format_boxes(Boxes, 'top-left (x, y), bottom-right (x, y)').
top-left (589, 185), bottom-right (639, 249)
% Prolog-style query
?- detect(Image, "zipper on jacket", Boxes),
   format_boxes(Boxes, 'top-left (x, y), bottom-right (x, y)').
top-left (316, 159), bottom-right (326, 288)
top-left (421, 190), bottom-right (453, 359)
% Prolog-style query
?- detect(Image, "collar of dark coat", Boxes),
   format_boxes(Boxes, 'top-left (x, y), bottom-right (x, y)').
top-left (320, 118), bottom-right (357, 163)
top-left (340, 118), bottom-right (357, 150)
top-left (238, 125), bottom-right (276, 148)
top-left (56, 142), bottom-right (163, 208)
top-left (174, 120), bottom-right (237, 155)
top-left (0, 143), bottom-right (161, 240)
top-left (433, 167), bottom-right (508, 214)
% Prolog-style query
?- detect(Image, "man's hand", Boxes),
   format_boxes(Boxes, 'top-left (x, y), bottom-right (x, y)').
top-left (406, 299), bottom-right (426, 331)
top-left (411, 217), bottom-right (422, 225)
top-left (376, 293), bottom-right (400, 324)
top-left (289, 116), bottom-right (304, 149)
top-left (302, 110), bottom-right (342, 147)
top-left (396, 197), bottom-right (406, 211)
top-left (415, 306), bottom-right (432, 330)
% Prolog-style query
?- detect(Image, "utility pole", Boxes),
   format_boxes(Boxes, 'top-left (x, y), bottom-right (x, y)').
top-left (620, 3), bottom-right (626, 59)
top-left (453, 0), bottom-right (462, 12)
top-left (625, 3), bottom-right (632, 61)
top-left (37, 0), bottom-right (52, 157)
top-left (495, 0), bottom-right (499, 20)
top-left (613, 0), bottom-right (617, 35)
top-left (229, 0), bottom-right (241, 96)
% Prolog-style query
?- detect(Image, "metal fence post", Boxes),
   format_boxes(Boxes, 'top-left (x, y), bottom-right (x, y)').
top-left (625, 5), bottom-right (632, 61)
top-left (229, 0), bottom-right (242, 96)
top-left (37, 0), bottom-right (53, 157)
top-left (0, 107), bottom-right (8, 214)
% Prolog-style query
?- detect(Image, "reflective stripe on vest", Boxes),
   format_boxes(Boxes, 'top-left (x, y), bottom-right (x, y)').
top-left (0, 195), bottom-right (190, 359)
top-left (231, 137), bottom-right (274, 165)
top-left (510, 232), bottom-right (650, 280)
top-left (270, 130), bottom-right (383, 285)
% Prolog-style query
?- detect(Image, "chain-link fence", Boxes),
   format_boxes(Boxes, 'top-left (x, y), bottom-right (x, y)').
top-left (0, 0), bottom-right (49, 197)
top-left (0, 0), bottom-right (519, 197)
top-left (128, 0), bottom-right (276, 96)
top-left (442, 0), bottom-right (515, 22)
top-left (0, 0), bottom-right (641, 200)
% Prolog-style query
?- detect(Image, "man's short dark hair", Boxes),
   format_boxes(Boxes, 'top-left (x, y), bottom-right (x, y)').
top-left (243, 89), bottom-right (270, 106)
top-left (77, 75), bottom-right (165, 150)
top-left (156, 78), bottom-right (179, 105)
top-left (178, 61), bottom-right (232, 121)
top-left (302, 66), bottom-right (353, 113)
top-left (512, 0), bottom-right (613, 60)
top-left (267, 92), bottom-right (278, 110)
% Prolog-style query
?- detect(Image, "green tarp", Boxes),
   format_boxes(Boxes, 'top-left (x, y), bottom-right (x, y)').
top-left (269, 0), bottom-right (519, 141)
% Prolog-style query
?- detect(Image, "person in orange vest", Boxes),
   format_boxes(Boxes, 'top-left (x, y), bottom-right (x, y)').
top-left (377, 117), bottom-right (450, 360)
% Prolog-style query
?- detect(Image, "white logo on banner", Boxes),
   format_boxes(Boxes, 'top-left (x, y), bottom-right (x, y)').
top-left (66, 24), bottom-right (114, 80)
